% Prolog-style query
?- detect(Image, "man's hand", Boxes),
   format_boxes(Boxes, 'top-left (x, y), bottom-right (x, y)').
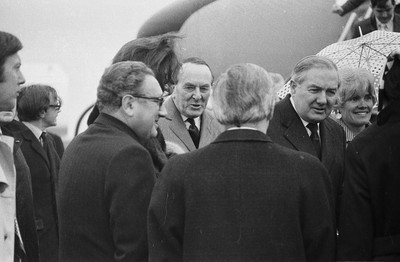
top-left (332, 3), bottom-right (344, 15)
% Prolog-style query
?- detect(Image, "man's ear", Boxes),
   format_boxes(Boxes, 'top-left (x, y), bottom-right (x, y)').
top-left (289, 80), bottom-right (297, 95)
top-left (39, 110), bottom-right (46, 119)
top-left (121, 95), bottom-right (136, 117)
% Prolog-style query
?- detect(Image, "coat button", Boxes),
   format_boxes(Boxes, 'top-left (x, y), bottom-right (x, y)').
top-left (4, 234), bottom-right (8, 240)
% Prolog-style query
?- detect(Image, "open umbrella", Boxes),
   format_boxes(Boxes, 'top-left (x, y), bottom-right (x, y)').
top-left (277, 30), bottom-right (400, 99)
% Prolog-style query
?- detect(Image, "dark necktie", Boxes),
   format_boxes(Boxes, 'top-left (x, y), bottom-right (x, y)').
top-left (307, 123), bottom-right (321, 159)
top-left (41, 132), bottom-right (49, 154)
top-left (187, 118), bottom-right (200, 149)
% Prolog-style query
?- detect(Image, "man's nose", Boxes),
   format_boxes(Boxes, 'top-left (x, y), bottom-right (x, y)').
top-left (158, 103), bottom-right (167, 118)
top-left (18, 71), bottom-right (26, 85)
top-left (192, 87), bottom-right (202, 100)
top-left (316, 92), bottom-right (327, 104)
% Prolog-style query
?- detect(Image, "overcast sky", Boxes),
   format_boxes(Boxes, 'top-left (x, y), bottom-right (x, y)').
top-left (0, 0), bottom-right (176, 139)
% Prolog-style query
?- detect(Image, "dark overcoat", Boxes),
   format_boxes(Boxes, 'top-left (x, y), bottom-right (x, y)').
top-left (337, 99), bottom-right (400, 261)
top-left (267, 95), bottom-right (346, 220)
top-left (148, 129), bottom-right (336, 262)
top-left (6, 120), bottom-right (60, 261)
top-left (58, 113), bottom-right (155, 262)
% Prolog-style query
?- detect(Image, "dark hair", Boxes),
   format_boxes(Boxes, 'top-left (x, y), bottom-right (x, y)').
top-left (0, 31), bottom-right (23, 82)
top-left (17, 84), bottom-right (60, 121)
top-left (112, 33), bottom-right (181, 91)
top-left (371, 0), bottom-right (395, 8)
top-left (181, 57), bottom-right (214, 83)
top-left (97, 61), bottom-right (154, 111)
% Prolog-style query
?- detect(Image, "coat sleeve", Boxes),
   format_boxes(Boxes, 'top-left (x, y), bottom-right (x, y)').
top-left (341, 0), bottom-right (366, 16)
top-left (147, 157), bottom-right (186, 262)
top-left (298, 156), bottom-right (336, 261)
top-left (336, 142), bottom-right (373, 261)
top-left (104, 145), bottom-right (155, 262)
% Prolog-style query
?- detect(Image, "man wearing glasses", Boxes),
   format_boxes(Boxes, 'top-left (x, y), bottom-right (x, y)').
top-left (58, 61), bottom-right (166, 261)
top-left (158, 57), bottom-right (224, 152)
top-left (5, 84), bottom-right (63, 261)
top-left (267, 55), bottom-right (346, 224)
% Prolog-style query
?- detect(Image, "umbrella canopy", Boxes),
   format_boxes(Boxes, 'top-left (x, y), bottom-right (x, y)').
top-left (277, 31), bottom-right (400, 99)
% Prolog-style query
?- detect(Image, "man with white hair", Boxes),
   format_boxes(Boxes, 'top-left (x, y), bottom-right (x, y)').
top-left (148, 63), bottom-right (336, 261)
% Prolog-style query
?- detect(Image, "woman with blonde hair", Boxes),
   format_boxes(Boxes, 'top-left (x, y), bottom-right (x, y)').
top-left (332, 67), bottom-right (377, 145)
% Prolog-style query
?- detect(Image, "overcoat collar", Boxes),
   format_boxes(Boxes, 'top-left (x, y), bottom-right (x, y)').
top-left (95, 112), bottom-right (142, 142)
top-left (277, 95), bottom-right (337, 168)
top-left (213, 129), bottom-right (272, 144)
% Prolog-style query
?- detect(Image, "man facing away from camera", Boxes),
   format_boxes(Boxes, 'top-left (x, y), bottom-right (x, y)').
top-left (148, 63), bottom-right (336, 261)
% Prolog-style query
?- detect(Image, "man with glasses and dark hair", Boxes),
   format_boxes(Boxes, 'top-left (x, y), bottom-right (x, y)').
top-left (158, 57), bottom-right (224, 152)
top-left (268, 55), bottom-right (346, 223)
top-left (58, 61), bottom-right (166, 261)
top-left (5, 84), bottom-right (62, 261)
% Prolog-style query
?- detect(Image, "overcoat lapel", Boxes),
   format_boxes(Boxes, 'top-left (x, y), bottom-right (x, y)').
top-left (22, 130), bottom-right (51, 169)
top-left (279, 96), bottom-right (317, 157)
top-left (165, 98), bottom-right (196, 151)
top-left (199, 110), bottom-right (220, 148)
top-left (320, 120), bottom-right (336, 171)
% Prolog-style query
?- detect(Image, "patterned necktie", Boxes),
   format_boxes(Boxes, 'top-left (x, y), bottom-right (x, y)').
top-left (187, 118), bottom-right (200, 149)
top-left (307, 123), bottom-right (321, 159)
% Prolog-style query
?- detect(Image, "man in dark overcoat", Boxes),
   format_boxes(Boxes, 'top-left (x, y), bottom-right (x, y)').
top-left (58, 61), bottom-right (166, 261)
top-left (267, 55), bottom-right (346, 222)
top-left (148, 63), bottom-right (336, 261)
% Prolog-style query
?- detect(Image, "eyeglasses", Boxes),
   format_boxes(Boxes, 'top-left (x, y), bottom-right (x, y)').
top-left (130, 94), bottom-right (165, 108)
top-left (48, 104), bottom-right (61, 111)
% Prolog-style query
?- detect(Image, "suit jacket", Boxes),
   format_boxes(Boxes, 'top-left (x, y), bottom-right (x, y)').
top-left (58, 113), bottom-right (155, 262)
top-left (48, 132), bottom-right (64, 159)
top-left (148, 129), bottom-right (336, 261)
top-left (2, 122), bottom-right (40, 262)
top-left (352, 13), bottom-right (400, 38)
top-left (337, 99), bottom-right (400, 261)
top-left (267, 95), bottom-right (346, 221)
top-left (6, 120), bottom-right (60, 262)
top-left (158, 97), bottom-right (224, 152)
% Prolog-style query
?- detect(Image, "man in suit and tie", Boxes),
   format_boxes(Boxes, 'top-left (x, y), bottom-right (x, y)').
top-left (0, 31), bottom-right (40, 262)
top-left (352, 0), bottom-right (400, 38)
top-left (158, 57), bottom-right (224, 152)
top-left (148, 63), bottom-right (336, 261)
top-left (268, 55), bottom-right (346, 222)
top-left (58, 61), bottom-right (165, 261)
top-left (5, 84), bottom-right (62, 261)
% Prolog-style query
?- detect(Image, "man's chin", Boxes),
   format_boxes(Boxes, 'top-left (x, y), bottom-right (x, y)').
top-left (0, 111), bottom-right (15, 124)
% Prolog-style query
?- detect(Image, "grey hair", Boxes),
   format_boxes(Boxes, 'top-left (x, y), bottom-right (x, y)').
top-left (290, 55), bottom-right (339, 88)
top-left (212, 63), bottom-right (276, 126)
top-left (97, 61), bottom-right (154, 111)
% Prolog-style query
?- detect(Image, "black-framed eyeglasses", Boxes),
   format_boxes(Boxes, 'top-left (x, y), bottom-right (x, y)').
top-left (130, 94), bottom-right (166, 108)
top-left (48, 104), bottom-right (61, 111)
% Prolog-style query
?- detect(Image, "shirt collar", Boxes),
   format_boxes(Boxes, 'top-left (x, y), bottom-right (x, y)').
top-left (181, 115), bottom-right (201, 130)
top-left (22, 121), bottom-right (44, 141)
